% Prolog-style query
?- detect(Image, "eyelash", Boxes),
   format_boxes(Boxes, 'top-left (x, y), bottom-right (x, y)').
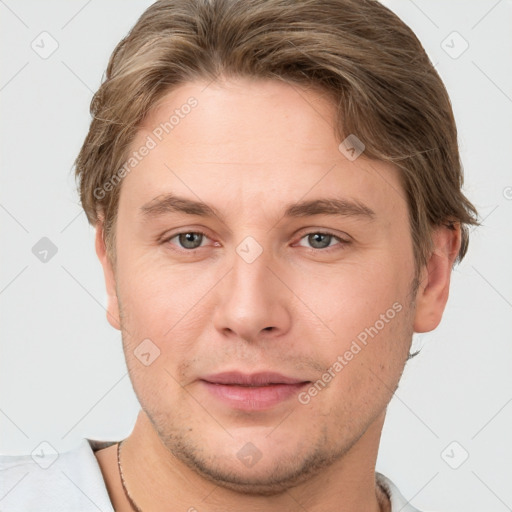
top-left (162, 230), bottom-right (350, 253)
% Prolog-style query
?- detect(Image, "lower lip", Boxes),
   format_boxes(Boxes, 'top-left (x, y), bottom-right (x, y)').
top-left (200, 380), bottom-right (309, 411)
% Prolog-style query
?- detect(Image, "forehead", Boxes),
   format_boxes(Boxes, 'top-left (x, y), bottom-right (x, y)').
top-left (119, 78), bottom-right (407, 223)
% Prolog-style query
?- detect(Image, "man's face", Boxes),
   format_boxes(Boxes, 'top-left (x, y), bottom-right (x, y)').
top-left (105, 77), bottom-right (419, 492)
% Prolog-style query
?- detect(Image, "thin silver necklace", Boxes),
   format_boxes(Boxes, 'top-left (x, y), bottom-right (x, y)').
top-left (116, 440), bottom-right (391, 512)
top-left (117, 440), bottom-right (143, 512)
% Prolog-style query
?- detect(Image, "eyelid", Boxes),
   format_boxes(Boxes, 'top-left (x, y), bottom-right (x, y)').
top-left (162, 227), bottom-right (351, 253)
top-left (162, 229), bottom-right (213, 248)
top-left (294, 227), bottom-right (351, 242)
top-left (293, 229), bottom-right (351, 252)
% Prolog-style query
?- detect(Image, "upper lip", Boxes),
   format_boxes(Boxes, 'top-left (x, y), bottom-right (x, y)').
top-left (201, 371), bottom-right (309, 386)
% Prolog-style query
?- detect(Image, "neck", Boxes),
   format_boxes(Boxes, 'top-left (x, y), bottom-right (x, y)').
top-left (116, 410), bottom-right (389, 512)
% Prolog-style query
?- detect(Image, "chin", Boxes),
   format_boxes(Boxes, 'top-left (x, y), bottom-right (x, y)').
top-left (184, 458), bottom-right (330, 496)
top-left (164, 432), bottom-right (344, 496)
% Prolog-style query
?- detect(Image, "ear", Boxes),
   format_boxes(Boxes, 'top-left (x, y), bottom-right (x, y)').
top-left (95, 221), bottom-right (121, 330)
top-left (413, 223), bottom-right (462, 333)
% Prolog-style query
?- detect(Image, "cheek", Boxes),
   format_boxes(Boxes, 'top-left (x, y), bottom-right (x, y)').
top-left (301, 299), bottom-right (413, 430)
top-left (292, 255), bottom-right (412, 394)
top-left (116, 254), bottom-right (209, 339)
top-left (294, 255), bottom-right (408, 341)
top-left (114, 256), bottom-right (223, 395)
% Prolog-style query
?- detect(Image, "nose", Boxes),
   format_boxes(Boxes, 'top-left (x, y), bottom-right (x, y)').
top-left (212, 243), bottom-right (292, 343)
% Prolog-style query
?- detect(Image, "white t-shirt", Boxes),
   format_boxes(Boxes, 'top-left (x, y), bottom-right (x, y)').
top-left (0, 438), bottom-right (425, 511)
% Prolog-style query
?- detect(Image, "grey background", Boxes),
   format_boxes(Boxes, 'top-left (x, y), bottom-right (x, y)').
top-left (1, 1), bottom-right (511, 510)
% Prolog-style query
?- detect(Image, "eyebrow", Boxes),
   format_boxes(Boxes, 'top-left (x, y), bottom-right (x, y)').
top-left (139, 193), bottom-right (376, 222)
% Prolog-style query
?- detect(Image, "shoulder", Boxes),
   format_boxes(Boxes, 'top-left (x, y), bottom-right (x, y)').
top-left (0, 438), bottom-right (118, 512)
top-left (376, 472), bottom-right (439, 512)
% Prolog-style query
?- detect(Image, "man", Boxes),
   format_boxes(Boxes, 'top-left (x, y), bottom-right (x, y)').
top-left (0, 0), bottom-right (479, 510)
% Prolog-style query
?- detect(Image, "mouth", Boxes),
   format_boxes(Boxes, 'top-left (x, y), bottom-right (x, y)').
top-left (199, 371), bottom-right (311, 411)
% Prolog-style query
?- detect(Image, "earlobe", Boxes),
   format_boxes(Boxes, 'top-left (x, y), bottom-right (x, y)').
top-left (413, 223), bottom-right (462, 333)
top-left (95, 221), bottom-right (121, 331)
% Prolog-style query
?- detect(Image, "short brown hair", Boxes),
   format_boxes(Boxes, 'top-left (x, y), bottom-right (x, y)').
top-left (74, 0), bottom-right (479, 274)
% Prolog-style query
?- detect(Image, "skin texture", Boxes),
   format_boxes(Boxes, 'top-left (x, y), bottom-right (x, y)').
top-left (93, 77), bottom-right (461, 512)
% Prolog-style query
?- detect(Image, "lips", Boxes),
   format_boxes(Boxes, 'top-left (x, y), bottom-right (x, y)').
top-left (201, 371), bottom-right (308, 386)
top-left (199, 372), bottom-right (310, 411)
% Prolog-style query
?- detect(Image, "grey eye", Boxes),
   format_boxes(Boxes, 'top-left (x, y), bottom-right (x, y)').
top-left (175, 232), bottom-right (205, 249)
top-left (302, 233), bottom-right (337, 249)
